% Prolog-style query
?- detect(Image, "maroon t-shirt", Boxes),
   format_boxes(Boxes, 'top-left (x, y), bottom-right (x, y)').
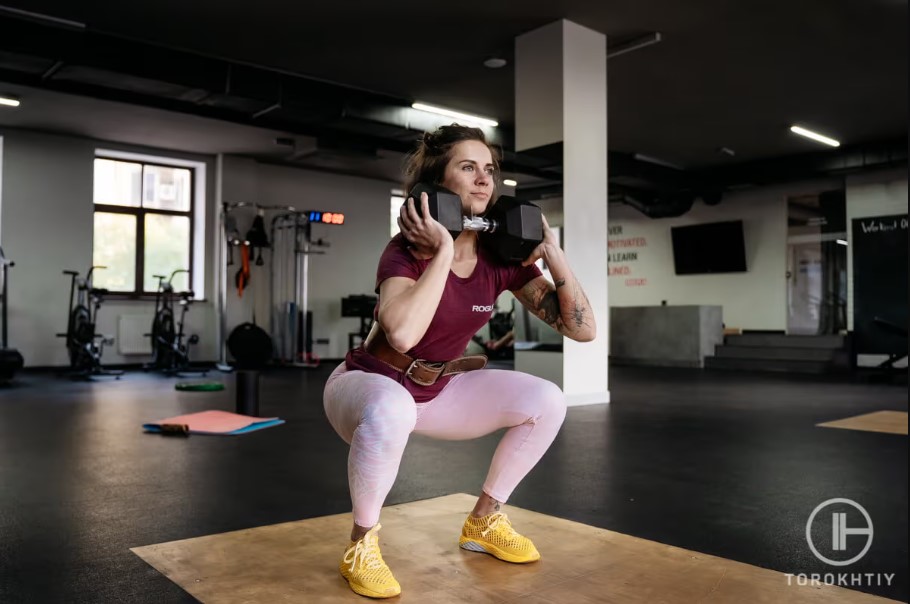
top-left (345, 234), bottom-right (541, 402)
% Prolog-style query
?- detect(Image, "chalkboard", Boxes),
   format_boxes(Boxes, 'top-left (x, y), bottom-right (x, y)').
top-left (852, 214), bottom-right (908, 356)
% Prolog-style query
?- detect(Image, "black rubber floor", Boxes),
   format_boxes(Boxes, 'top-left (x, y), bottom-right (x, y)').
top-left (0, 365), bottom-right (906, 603)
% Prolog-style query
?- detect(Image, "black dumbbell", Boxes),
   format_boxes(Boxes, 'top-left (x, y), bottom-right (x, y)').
top-left (405, 184), bottom-right (543, 262)
top-left (407, 183), bottom-right (464, 239)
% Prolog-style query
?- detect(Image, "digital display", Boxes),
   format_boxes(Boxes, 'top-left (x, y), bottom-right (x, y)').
top-left (307, 211), bottom-right (345, 225)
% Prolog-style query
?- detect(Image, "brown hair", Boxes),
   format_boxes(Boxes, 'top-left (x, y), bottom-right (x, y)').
top-left (403, 124), bottom-right (502, 202)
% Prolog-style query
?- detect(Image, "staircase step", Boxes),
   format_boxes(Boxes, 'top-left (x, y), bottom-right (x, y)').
top-left (704, 356), bottom-right (833, 374)
top-left (726, 334), bottom-right (845, 349)
top-left (713, 346), bottom-right (836, 361)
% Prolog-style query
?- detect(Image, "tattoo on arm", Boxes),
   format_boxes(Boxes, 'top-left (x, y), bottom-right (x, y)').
top-left (539, 291), bottom-right (562, 326)
top-left (521, 280), bottom-right (563, 329)
top-left (522, 278), bottom-right (592, 334)
top-left (571, 282), bottom-right (591, 328)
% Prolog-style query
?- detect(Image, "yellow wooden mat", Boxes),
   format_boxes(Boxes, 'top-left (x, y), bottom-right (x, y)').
top-left (817, 411), bottom-right (908, 435)
top-left (131, 493), bottom-right (899, 603)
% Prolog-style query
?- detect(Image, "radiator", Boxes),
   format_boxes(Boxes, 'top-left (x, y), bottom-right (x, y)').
top-left (118, 315), bottom-right (154, 355)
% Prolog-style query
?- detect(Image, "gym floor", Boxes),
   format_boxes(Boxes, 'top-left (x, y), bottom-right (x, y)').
top-left (0, 365), bottom-right (906, 603)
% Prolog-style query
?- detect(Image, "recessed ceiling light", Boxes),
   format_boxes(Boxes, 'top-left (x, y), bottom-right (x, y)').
top-left (790, 125), bottom-right (840, 147)
top-left (0, 95), bottom-right (21, 108)
top-left (483, 57), bottom-right (507, 69)
top-left (503, 179), bottom-right (518, 187)
top-left (411, 103), bottom-right (498, 127)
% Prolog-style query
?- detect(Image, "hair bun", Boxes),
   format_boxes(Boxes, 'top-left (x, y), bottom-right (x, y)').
top-left (422, 131), bottom-right (438, 149)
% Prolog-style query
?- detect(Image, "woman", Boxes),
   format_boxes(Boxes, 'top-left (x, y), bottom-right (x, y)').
top-left (323, 124), bottom-right (596, 598)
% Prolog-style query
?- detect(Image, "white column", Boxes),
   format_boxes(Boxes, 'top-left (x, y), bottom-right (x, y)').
top-left (516, 20), bottom-right (609, 406)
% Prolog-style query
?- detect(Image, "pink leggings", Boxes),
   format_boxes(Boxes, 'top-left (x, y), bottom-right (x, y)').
top-left (323, 363), bottom-right (567, 528)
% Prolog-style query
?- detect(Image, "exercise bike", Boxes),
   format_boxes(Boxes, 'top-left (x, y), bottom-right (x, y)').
top-left (57, 267), bottom-right (123, 379)
top-left (145, 269), bottom-right (203, 376)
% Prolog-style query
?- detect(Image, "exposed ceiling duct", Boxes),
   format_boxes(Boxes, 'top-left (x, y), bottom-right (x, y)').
top-left (0, 13), bottom-right (905, 217)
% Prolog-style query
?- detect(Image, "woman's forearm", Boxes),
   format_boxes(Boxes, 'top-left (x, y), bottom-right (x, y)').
top-left (539, 245), bottom-right (596, 341)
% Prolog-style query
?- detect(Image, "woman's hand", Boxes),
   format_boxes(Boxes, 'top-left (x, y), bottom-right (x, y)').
top-left (521, 214), bottom-right (561, 267)
top-left (398, 191), bottom-right (453, 258)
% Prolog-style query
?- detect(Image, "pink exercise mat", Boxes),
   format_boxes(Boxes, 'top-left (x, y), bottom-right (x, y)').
top-left (143, 410), bottom-right (285, 435)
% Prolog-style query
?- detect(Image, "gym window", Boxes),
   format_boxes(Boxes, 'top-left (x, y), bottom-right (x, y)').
top-left (92, 154), bottom-right (198, 296)
top-left (390, 189), bottom-right (405, 237)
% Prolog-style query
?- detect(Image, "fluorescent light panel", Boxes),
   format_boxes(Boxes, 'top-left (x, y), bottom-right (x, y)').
top-left (836, 239), bottom-right (848, 246)
top-left (607, 32), bottom-right (662, 59)
top-left (411, 103), bottom-right (498, 127)
top-left (790, 125), bottom-right (840, 147)
top-left (0, 96), bottom-right (20, 107)
top-left (503, 179), bottom-right (518, 187)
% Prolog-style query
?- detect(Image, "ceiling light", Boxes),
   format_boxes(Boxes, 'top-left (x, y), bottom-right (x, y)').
top-left (483, 57), bottom-right (507, 69)
top-left (607, 32), bottom-right (662, 59)
top-left (633, 153), bottom-right (684, 170)
top-left (503, 179), bottom-right (518, 187)
top-left (411, 103), bottom-right (498, 127)
top-left (0, 5), bottom-right (85, 29)
top-left (0, 95), bottom-right (20, 107)
top-left (836, 239), bottom-right (848, 246)
top-left (790, 125), bottom-right (840, 147)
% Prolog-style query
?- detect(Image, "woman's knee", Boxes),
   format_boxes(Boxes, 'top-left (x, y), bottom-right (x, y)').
top-left (528, 379), bottom-right (567, 425)
top-left (323, 369), bottom-right (415, 443)
top-left (359, 396), bottom-right (417, 440)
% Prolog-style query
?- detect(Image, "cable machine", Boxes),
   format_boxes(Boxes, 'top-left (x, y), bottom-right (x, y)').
top-left (217, 201), bottom-right (344, 369)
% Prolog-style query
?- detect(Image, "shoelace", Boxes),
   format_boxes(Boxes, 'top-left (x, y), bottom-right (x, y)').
top-left (480, 512), bottom-right (517, 539)
top-left (343, 531), bottom-right (384, 573)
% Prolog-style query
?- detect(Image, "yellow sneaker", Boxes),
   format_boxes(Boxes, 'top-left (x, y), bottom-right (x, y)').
top-left (459, 512), bottom-right (540, 563)
top-left (339, 523), bottom-right (401, 598)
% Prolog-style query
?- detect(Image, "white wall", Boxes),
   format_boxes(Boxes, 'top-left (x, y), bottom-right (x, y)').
top-left (606, 179), bottom-right (840, 331)
top-left (0, 126), bottom-right (415, 367)
top-left (0, 127), bottom-right (216, 366)
top-left (1, 129), bottom-right (96, 365)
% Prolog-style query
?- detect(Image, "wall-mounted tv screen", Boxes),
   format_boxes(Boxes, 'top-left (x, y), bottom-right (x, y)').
top-left (671, 220), bottom-right (747, 275)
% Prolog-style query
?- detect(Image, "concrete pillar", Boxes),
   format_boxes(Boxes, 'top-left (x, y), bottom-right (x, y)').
top-left (515, 20), bottom-right (609, 405)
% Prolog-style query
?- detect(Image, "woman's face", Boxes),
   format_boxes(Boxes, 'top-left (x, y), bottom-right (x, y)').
top-left (440, 140), bottom-right (495, 216)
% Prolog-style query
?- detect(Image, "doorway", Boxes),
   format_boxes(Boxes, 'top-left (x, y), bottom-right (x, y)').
top-left (786, 190), bottom-right (847, 335)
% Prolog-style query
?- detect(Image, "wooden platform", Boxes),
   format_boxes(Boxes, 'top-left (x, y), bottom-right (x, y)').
top-left (131, 493), bottom-right (898, 603)
top-left (817, 411), bottom-right (908, 435)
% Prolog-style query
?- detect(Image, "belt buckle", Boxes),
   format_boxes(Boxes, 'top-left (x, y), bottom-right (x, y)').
top-left (405, 358), bottom-right (444, 386)
top-left (405, 358), bottom-right (421, 377)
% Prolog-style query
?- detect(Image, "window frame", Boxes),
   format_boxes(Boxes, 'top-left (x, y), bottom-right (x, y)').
top-left (93, 157), bottom-right (196, 299)
top-left (390, 190), bottom-right (405, 238)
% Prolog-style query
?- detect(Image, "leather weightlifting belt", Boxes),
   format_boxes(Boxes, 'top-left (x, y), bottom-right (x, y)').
top-left (364, 329), bottom-right (487, 386)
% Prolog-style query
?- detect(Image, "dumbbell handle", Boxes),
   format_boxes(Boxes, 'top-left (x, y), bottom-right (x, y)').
top-left (462, 216), bottom-right (501, 234)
